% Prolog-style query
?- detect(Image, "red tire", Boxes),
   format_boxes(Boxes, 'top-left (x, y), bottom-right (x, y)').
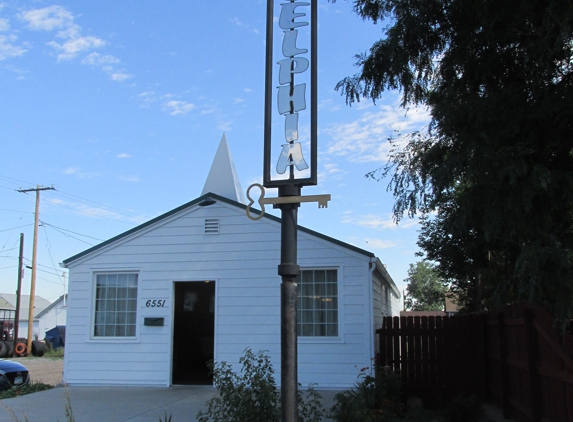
top-left (14, 342), bottom-right (26, 356)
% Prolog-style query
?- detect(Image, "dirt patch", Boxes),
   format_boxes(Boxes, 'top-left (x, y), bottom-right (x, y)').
top-left (5, 357), bottom-right (64, 386)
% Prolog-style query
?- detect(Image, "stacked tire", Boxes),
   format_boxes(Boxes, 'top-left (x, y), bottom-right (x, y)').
top-left (0, 341), bottom-right (16, 357)
top-left (0, 339), bottom-right (45, 357)
top-left (31, 340), bottom-right (45, 357)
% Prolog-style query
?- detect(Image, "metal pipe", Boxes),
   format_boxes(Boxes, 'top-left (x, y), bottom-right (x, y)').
top-left (278, 185), bottom-right (300, 422)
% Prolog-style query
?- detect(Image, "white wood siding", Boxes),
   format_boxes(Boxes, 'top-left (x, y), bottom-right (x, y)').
top-left (64, 202), bottom-right (377, 388)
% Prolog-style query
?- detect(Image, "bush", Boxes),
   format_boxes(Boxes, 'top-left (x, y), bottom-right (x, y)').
top-left (329, 365), bottom-right (402, 422)
top-left (196, 348), bottom-right (324, 422)
top-left (442, 395), bottom-right (482, 422)
top-left (0, 381), bottom-right (53, 399)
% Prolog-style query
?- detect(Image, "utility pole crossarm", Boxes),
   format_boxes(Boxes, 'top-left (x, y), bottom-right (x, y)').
top-left (17, 185), bottom-right (55, 194)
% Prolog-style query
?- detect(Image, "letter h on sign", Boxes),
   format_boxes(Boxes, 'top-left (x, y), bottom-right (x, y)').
top-left (263, 0), bottom-right (317, 188)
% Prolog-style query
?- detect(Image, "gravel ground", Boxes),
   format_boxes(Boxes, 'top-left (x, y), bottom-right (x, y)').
top-left (5, 357), bottom-right (64, 386)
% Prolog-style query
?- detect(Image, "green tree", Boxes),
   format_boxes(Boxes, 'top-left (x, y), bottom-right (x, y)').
top-left (332, 0), bottom-right (573, 322)
top-left (404, 261), bottom-right (448, 311)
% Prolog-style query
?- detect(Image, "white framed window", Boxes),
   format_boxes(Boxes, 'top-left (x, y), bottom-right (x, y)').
top-left (297, 268), bottom-right (338, 337)
top-left (94, 273), bottom-right (138, 337)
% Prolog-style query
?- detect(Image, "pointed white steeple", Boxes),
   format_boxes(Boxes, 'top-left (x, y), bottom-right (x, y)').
top-left (201, 133), bottom-right (246, 204)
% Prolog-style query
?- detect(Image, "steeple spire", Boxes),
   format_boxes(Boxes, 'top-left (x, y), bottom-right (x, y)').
top-left (201, 133), bottom-right (246, 204)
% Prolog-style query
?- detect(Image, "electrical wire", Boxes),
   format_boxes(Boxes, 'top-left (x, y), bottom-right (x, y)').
top-left (43, 198), bottom-right (137, 225)
top-left (0, 224), bottom-right (33, 234)
top-left (40, 220), bottom-right (103, 241)
top-left (52, 189), bottom-right (145, 219)
top-left (42, 225), bottom-right (64, 284)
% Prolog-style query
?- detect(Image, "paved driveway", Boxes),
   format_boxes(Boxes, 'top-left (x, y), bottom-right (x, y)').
top-left (1, 386), bottom-right (339, 422)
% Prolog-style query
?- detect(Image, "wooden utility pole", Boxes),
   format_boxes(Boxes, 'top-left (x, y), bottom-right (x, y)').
top-left (12, 233), bottom-right (24, 357)
top-left (17, 185), bottom-right (55, 355)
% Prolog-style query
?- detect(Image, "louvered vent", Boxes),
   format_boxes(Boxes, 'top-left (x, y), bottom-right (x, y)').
top-left (204, 218), bottom-right (219, 234)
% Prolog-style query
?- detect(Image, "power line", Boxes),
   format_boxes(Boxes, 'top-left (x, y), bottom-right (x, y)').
top-left (44, 198), bottom-right (137, 225)
top-left (52, 189), bottom-right (145, 219)
top-left (0, 224), bottom-right (33, 233)
top-left (40, 220), bottom-right (104, 241)
top-left (0, 208), bottom-right (34, 213)
top-left (0, 174), bottom-right (36, 187)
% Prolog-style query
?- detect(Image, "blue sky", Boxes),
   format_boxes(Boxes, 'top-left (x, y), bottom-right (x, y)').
top-left (0, 1), bottom-right (429, 304)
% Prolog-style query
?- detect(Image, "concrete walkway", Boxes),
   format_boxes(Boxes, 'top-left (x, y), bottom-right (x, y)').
top-left (1, 386), bottom-right (340, 422)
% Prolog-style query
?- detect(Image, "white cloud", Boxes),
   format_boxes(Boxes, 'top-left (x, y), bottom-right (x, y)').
top-left (137, 91), bottom-right (157, 107)
top-left (342, 213), bottom-right (419, 230)
top-left (82, 52), bottom-right (120, 66)
top-left (20, 5), bottom-right (73, 31)
top-left (228, 17), bottom-right (243, 27)
top-left (62, 166), bottom-right (99, 178)
top-left (116, 153), bottom-right (131, 159)
top-left (63, 166), bottom-right (80, 175)
top-left (217, 120), bottom-right (232, 132)
top-left (233, 98), bottom-right (245, 104)
top-left (325, 103), bottom-right (430, 163)
top-left (0, 18), bottom-right (9, 32)
top-left (21, 5), bottom-right (109, 62)
top-left (0, 34), bottom-right (27, 61)
top-left (110, 71), bottom-right (132, 81)
top-left (365, 238), bottom-right (396, 249)
top-left (119, 175), bottom-right (140, 182)
top-left (46, 197), bottom-right (146, 224)
top-left (48, 36), bottom-right (105, 61)
top-left (244, 88), bottom-right (253, 93)
top-left (163, 100), bottom-right (195, 115)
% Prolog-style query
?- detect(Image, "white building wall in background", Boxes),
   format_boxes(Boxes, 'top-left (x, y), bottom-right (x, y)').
top-left (63, 195), bottom-right (400, 389)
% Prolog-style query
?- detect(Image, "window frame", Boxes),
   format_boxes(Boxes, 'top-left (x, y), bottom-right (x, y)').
top-left (297, 267), bottom-right (341, 341)
top-left (90, 271), bottom-right (140, 342)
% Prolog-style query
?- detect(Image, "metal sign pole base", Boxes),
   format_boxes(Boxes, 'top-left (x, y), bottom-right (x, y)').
top-left (281, 278), bottom-right (298, 422)
top-left (278, 185), bottom-right (300, 422)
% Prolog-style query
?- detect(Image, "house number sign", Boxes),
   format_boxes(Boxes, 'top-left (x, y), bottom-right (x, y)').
top-left (263, 0), bottom-right (317, 188)
top-left (145, 299), bottom-right (166, 308)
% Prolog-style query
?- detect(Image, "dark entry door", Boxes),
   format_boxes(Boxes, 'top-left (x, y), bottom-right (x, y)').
top-left (172, 281), bottom-right (215, 385)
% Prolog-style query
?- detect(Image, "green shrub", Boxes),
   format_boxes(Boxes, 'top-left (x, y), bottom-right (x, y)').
top-left (441, 395), bottom-right (482, 422)
top-left (0, 381), bottom-right (53, 399)
top-left (329, 365), bottom-right (402, 422)
top-left (43, 347), bottom-right (65, 358)
top-left (196, 348), bottom-right (324, 422)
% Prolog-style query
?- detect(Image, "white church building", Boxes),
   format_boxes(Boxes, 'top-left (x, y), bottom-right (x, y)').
top-left (61, 135), bottom-right (400, 388)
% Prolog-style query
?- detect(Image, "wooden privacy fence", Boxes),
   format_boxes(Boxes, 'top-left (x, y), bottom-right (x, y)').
top-left (377, 304), bottom-right (573, 422)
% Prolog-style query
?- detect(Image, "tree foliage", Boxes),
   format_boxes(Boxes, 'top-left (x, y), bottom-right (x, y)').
top-left (404, 261), bottom-right (448, 311)
top-left (334, 0), bottom-right (573, 322)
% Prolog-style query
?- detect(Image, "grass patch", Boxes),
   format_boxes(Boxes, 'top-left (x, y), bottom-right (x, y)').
top-left (0, 381), bottom-right (54, 399)
top-left (42, 348), bottom-right (65, 358)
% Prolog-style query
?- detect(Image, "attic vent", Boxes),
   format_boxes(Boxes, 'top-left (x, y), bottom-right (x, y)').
top-left (204, 218), bottom-right (219, 234)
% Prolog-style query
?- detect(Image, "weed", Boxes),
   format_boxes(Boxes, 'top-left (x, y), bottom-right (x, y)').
top-left (0, 381), bottom-right (53, 399)
top-left (197, 348), bottom-right (324, 422)
top-left (159, 408), bottom-right (172, 422)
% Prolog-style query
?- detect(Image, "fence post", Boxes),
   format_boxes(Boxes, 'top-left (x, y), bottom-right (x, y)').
top-left (525, 308), bottom-right (543, 422)
top-left (498, 312), bottom-right (512, 419)
top-left (473, 314), bottom-right (488, 401)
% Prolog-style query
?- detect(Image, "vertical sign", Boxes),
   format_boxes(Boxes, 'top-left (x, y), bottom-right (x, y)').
top-left (264, 0), bottom-right (317, 188)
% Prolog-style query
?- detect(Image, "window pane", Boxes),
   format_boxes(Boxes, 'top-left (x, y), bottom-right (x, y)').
top-left (297, 269), bottom-right (338, 337)
top-left (94, 273), bottom-right (138, 337)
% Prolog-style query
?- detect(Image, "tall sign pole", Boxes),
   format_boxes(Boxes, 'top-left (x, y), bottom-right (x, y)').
top-left (247, 2), bottom-right (328, 421)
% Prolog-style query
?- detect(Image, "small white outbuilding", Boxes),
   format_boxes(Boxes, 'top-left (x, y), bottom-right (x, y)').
top-left (61, 135), bottom-right (400, 388)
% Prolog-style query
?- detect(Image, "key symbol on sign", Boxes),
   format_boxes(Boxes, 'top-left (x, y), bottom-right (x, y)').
top-left (246, 183), bottom-right (331, 221)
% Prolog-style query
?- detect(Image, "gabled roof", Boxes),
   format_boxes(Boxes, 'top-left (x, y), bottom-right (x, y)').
top-left (62, 192), bottom-right (374, 267)
top-left (36, 294), bottom-right (67, 319)
top-left (0, 294), bottom-right (51, 320)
